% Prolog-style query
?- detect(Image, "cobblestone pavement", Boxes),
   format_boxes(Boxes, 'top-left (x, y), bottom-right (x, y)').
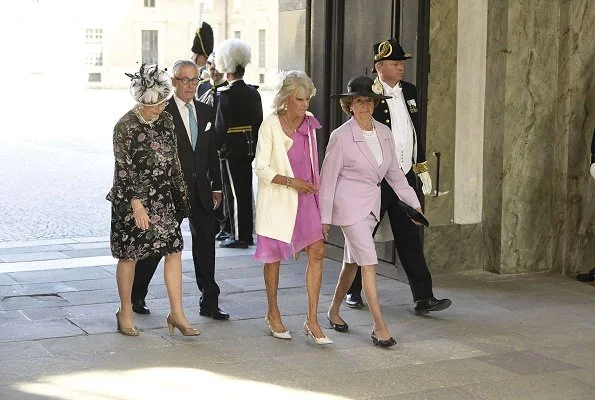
top-left (1, 85), bottom-right (274, 242)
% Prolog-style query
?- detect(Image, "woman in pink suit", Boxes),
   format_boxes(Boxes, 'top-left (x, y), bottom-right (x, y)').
top-left (319, 75), bottom-right (425, 347)
top-left (253, 71), bottom-right (332, 345)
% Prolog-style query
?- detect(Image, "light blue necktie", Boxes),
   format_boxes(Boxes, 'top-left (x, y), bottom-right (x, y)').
top-left (185, 103), bottom-right (198, 150)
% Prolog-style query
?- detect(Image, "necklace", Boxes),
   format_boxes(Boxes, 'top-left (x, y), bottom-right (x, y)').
top-left (361, 119), bottom-right (374, 134)
top-left (282, 114), bottom-right (299, 135)
top-left (134, 106), bottom-right (158, 126)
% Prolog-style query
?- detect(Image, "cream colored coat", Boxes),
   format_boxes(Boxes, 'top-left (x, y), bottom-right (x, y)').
top-left (253, 112), bottom-right (320, 243)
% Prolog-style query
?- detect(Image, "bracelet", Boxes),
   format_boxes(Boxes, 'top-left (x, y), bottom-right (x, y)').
top-left (412, 161), bottom-right (429, 174)
top-left (285, 176), bottom-right (291, 188)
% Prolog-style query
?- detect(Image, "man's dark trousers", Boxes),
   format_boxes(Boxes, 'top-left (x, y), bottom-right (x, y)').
top-left (132, 186), bottom-right (221, 311)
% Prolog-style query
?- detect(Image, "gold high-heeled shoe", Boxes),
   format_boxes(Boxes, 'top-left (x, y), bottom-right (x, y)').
top-left (116, 309), bottom-right (139, 336)
top-left (264, 316), bottom-right (291, 339)
top-left (303, 321), bottom-right (333, 345)
top-left (166, 314), bottom-right (200, 336)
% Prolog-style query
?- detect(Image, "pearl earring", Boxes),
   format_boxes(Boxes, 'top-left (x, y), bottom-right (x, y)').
top-left (283, 102), bottom-right (288, 111)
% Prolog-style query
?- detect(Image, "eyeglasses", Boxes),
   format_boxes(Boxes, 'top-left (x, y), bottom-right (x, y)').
top-left (145, 101), bottom-right (169, 108)
top-left (174, 77), bottom-right (200, 86)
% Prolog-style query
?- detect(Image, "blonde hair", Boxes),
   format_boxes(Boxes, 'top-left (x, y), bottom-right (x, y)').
top-left (272, 70), bottom-right (316, 115)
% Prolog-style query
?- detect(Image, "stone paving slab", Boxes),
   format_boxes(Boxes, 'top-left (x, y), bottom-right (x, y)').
top-left (0, 318), bottom-right (84, 343)
top-left (7, 267), bottom-right (114, 283)
top-left (367, 386), bottom-right (480, 400)
top-left (0, 251), bottom-right (71, 263)
top-left (0, 244), bottom-right (76, 256)
top-left (60, 248), bottom-right (113, 258)
top-left (462, 372), bottom-right (594, 400)
top-left (475, 350), bottom-right (580, 375)
top-left (0, 273), bottom-right (18, 286)
top-left (0, 238), bottom-right (77, 249)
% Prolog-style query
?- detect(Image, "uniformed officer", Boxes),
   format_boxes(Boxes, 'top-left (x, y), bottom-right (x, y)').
top-left (190, 22), bottom-right (214, 75)
top-left (214, 38), bottom-right (263, 248)
top-left (344, 38), bottom-right (452, 316)
top-left (196, 52), bottom-right (231, 242)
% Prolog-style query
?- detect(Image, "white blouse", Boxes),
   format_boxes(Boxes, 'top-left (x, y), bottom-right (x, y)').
top-left (362, 129), bottom-right (383, 166)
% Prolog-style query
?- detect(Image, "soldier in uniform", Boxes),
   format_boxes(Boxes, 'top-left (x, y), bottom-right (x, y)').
top-left (196, 52), bottom-right (231, 242)
top-left (190, 22), bottom-right (214, 75)
top-left (343, 38), bottom-right (452, 316)
top-left (214, 38), bottom-right (263, 248)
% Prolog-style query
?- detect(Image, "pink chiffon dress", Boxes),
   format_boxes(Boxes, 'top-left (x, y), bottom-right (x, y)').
top-left (253, 115), bottom-right (324, 263)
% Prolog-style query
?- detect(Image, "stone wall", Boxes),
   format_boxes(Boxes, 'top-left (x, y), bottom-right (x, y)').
top-left (425, 0), bottom-right (595, 274)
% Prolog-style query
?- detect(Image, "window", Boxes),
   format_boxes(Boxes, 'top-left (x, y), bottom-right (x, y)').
top-left (259, 73), bottom-right (264, 84)
top-left (258, 29), bottom-right (266, 67)
top-left (233, 31), bottom-right (241, 39)
top-left (85, 28), bottom-right (103, 66)
top-left (142, 30), bottom-right (158, 64)
top-left (88, 73), bottom-right (101, 82)
top-left (144, 0), bottom-right (155, 7)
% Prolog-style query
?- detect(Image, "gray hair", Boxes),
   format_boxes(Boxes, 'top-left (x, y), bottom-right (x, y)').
top-left (272, 70), bottom-right (316, 115)
top-left (172, 60), bottom-right (199, 77)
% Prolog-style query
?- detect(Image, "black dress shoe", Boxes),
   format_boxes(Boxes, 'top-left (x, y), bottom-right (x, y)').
top-left (414, 296), bottom-right (452, 315)
top-left (327, 316), bottom-right (348, 332)
top-left (371, 331), bottom-right (397, 347)
top-left (215, 231), bottom-right (230, 241)
top-left (245, 238), bottom-right (254, 246)
top-left (199, 308), bottom-right (230, 320)
top-left (219, 238), bottom-right (248, 249)
top-left (345, 293), bottom-right (364, 309)
top-left (576, 268), bottom-right (595, 282)
top-left (132, 299), bottom-right (150, 314)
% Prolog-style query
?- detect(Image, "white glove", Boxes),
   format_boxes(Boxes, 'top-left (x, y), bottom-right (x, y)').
top-left (591, 163), bottom-right (595, 179)
top-left (418, 171), bottom-right (432, 195)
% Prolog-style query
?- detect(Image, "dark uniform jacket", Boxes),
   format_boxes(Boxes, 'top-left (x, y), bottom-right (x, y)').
top-left (165, 100), bottom-right (222, 212)
top-left (373, 78), bottom-right (426, 165)
top-left (215, 80), bottom-right (263, 160)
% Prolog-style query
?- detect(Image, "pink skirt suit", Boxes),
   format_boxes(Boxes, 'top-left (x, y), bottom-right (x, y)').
top-left (319, 117), bottom-right (420, 266)
top-left (253, 113), bottom-right (324, 262)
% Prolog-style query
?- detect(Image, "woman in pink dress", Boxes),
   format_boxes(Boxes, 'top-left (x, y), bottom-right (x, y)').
top-left (253, 70), bottom-right (332, 345)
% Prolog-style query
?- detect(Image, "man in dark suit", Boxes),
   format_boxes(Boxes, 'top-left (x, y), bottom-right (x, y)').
top-left (344, 39), bottom-right (451, 316)
top-left (132, 59), bottom-right (229, 320)
top-left (214, 38), bottom-right (263, 249)
top-left (196, 52), bottom-right (232, 243)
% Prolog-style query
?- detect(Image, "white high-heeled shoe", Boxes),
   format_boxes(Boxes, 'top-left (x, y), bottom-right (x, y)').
top-left (303, 321), bottom-right (333, 345)
top-left (265, 316), bottom-right (291, 339)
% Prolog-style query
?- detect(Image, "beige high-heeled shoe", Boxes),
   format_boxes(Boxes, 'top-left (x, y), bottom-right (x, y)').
top-left (303, 321), bottom-right (333, 345)
top-left (264, 316), bottom-right (291, 339)
top-left (166, 314), bottom-right (200, 336)
top-left (116, 308), bottom-right (139, 336)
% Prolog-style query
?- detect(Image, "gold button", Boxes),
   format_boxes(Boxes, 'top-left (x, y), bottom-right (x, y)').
top-left (384, 109), bottom-right (388, 113)
top-left (386, 120), bottom-right (390, 123)
top-left (381, 100), bottom-right (385, 103)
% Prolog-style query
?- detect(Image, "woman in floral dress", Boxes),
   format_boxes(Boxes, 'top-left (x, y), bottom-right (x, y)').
top-left (106, 64), bottom-right (199, 337)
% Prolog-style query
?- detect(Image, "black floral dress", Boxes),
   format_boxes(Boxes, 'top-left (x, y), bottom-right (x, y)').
top-left (106, 109), bottom-right (189, 261)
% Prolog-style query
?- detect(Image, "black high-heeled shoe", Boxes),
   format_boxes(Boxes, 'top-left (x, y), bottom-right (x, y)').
top-left (327, 315), bottom-right (348, 332)
top-left (371, 331), bottom-right (396, 347)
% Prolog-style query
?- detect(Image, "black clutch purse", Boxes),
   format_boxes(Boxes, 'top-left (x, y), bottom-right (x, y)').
top-left (396, 199), bottom-right (429, 227)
